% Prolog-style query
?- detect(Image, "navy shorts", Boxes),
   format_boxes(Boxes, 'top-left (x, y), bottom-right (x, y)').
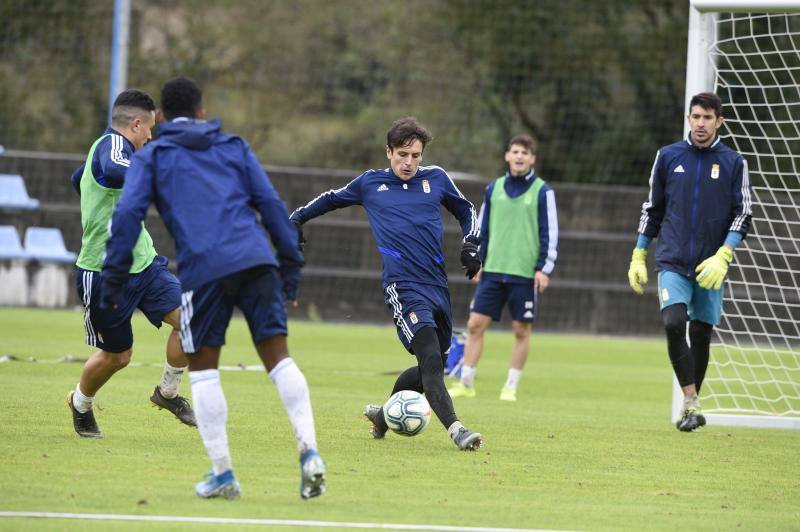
top-left (76, 255), bottom-right (181, 353)
top-left (179, 265), bottom-right (286, 354)
top-left (470, 276), bottom-right (537, 322)
top-left (384, 281), bottom-right (452, 355)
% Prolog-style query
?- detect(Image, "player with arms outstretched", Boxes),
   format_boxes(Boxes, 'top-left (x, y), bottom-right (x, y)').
top-left (628, 92), bottom-right (753, 432)
top-left (291, 117), bottom-right (483, 451)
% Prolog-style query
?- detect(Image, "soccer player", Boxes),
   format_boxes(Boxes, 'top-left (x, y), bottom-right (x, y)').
top-left (628, 92), bottom-right (753, 432)
top-left (67, 89), bottom-right (195, 439)
top-left (101, 76), bottom-right (325, 500)
top-left (290, 117), bottom-right (484, 451)
top-left (448, 134), bottom-right (558, 402)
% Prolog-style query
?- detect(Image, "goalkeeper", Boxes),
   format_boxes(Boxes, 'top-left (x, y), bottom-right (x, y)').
top-left (628, 92), bottom-right (753, 432)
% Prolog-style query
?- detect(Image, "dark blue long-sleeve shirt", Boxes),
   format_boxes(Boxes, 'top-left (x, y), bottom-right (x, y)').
top-left (70, 127), bottom-right (133, 195)
top-left (290, 165), bottom-right (478, 289)
top-left (638, 135), bottom-right (753, 276)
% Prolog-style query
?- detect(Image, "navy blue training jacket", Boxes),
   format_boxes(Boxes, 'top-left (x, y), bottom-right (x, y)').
top-left (103, 118), bottom-right (303, 290)
top-left (290, 165), bottom-right (478, 289)
top-left (638, 135), bottom-right (753, 277)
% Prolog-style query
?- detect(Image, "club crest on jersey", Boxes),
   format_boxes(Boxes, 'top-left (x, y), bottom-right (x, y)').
top-left (377, 184), bottom-right (389, 192)
top-left (711, 164), bottom-right (720, 180)
top-left (422, 179), bottom-right (431, 193)
top-left (409, 311), bottom-right (419, 324)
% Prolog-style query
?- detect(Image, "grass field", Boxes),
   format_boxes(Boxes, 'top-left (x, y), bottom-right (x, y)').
top-left (1, 307), bottom-right (798, 531)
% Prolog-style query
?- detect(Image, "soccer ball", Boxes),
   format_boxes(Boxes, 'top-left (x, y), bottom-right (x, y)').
top-left (383, 390), bottom-right (431, 436)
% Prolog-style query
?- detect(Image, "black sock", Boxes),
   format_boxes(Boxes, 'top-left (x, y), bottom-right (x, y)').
top-left (411, 327), bottom-right (458, 429)
top-left (663, 304), bottom-right (694, 388)
top-left (372, 366), bottom-right (423, 432)
top-left (392, 366), bottom-right (423, 395)
top-left (689, 320), bottom-right (713, 393)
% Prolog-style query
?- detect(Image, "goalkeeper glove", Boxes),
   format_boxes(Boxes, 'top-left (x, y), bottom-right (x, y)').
top-left (695, 246), bottom-right (733, 290)
top-left (627, 248), bottom-right (648, 295)
top-left (460, 236), bottom-right (481, 280)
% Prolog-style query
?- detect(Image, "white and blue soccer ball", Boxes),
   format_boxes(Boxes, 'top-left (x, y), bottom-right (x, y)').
top-left (383, 390), bottom-right (431, 436)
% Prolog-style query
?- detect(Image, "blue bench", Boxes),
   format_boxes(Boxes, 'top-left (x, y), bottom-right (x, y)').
top-left (24, 227), bottom-right (76, 263)
top-left (0, 174), bottom-right (40, 210)
top-left (0, 225), bottom-right (28, 260)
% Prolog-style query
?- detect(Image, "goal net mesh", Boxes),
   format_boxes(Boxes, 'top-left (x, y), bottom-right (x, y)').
top-left (703, 12), bottom-right (800, 418)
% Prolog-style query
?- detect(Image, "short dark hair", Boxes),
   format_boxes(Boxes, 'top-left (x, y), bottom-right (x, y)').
top-left (386, 117), bottom-right (432, 151)
top-left (161, 76), bottom-right (203, 120)
top-left (689, 92), bottom-right (723, 118)
top-left (111, 89), bottom-right (155, 127)
top-left (507, 134), bottom-right (537, 154)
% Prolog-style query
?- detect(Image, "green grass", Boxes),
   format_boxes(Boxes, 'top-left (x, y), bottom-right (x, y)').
top-left (0, 308), bottom-right (798, 531)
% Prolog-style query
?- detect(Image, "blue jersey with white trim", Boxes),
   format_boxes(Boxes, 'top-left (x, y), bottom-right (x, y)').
top-left (291, 165), bottom-right (478, 289)
top-left (477, 169), bottom-right (559, 282)
top-left (637, 135), bottom-right (753, 276)
top-left (70, 127), bottom-right (132, 194)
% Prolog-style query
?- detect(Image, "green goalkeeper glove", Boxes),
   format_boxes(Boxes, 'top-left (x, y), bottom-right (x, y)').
top-left (695, 246), bottom-right (733, 290)
top-left (627, 248), bottom-right (648, 295)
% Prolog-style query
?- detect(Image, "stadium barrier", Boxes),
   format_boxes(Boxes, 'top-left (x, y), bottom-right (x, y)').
top-left (0, 150), bottom-right (664, 333)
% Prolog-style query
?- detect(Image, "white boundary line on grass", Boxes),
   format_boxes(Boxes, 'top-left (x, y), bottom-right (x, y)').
top-left (0, 512), bottom-right (562, 532)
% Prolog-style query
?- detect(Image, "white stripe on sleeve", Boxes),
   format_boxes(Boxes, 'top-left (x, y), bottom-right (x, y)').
top-left (637, 150), bottom-right (660, 234)
top-left (542, 189), bottom-right (558, 275)
top-left (731, 158), bottom-right (752, 231)
top-left (110, 135), bottom-right (131, 168)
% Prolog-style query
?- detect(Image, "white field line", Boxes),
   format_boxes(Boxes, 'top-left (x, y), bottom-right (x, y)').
top-left (0, 511), bottom-right (566, 532)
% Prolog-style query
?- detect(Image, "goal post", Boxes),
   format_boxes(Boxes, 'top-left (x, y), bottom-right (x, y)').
top-left (671, 0), bottom-right (800, 429)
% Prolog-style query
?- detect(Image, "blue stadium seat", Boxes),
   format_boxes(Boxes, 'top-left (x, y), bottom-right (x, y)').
top-left (0, 225), bottom-right (28, 260)
top-left (0, 174), bottom-right (40, 210)
top-left (23, 227), bottom-right (76, 263)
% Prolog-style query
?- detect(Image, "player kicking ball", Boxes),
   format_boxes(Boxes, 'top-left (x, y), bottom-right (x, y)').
top-left (67, 89), bottom-right (195, 439)
top-left (291, 117), bottom-right (483, 451)
top-left (102, 77), bottom-right (325, 499)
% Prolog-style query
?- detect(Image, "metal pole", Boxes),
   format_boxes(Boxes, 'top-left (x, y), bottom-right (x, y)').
top-left (107, 0), bottom-right (131, 126)
top-left (682, 3), bottom-right (716, 137)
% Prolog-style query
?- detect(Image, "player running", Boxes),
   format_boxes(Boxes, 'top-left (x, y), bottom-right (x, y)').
top-left (67, 89), bottom-right (195, 439)
top-left (102, 77), bottom-right (325, 499)
top-left (291, 117), bottom-right (483, 451)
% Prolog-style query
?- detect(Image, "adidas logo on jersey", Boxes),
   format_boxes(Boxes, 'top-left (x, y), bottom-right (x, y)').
top-left (674, 165), bottom-right (685, 173)
top-left (377, 184), bottom-right (389, 192)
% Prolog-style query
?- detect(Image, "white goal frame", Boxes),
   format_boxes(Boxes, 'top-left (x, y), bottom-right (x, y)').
top-left (670, 0), bottom-right (800, 430)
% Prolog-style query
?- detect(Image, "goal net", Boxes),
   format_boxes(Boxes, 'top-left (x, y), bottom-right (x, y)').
top-left (675, 1), bottom-right (800, 429)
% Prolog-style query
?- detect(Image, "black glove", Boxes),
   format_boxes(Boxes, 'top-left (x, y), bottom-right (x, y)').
top-left (280, 264), bottom-right (302, 302)
top-left (460, 236), bottom-right (481, 280)
top-left (292, 219), bottom-right (306, 252)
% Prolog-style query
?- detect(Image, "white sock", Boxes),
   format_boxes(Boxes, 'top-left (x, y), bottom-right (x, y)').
top-left (447, 421), bottom-right (464, 439)
top-left (190, 369), bottom-right (232, 475)
top-left (158, 362), bottom-right (185, 399)
top-left (683, 393), bottom-right (700, 410)
top-left (72, 384), bottom-right (94, 414)
top-left (269, 357), bottom-right (318, 454)
top-left (504, 368), bottom-right (523, 390)
top-left (460, 365), bottom-right (476, 388)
